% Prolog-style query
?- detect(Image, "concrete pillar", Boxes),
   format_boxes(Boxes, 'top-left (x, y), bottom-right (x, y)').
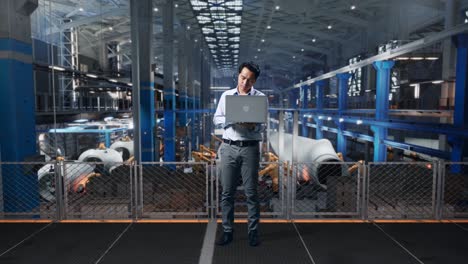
top-left (130, 0), bottom-right (155, 162)
top-left (99, 42), bottom-right (109, 73)
top-left (0, 0), bottom-right (38, 212)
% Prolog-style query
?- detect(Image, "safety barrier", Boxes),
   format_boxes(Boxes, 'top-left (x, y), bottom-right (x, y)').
top-left (0, 161), bottom-right (467, 221)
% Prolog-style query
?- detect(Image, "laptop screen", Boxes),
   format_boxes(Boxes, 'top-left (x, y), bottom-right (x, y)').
top-left (225, 95), bottom-right (267, 123)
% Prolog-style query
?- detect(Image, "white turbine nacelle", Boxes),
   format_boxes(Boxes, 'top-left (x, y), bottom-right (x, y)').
top-left (269, 131), bottom-right (347, 188)
top-left (110, 140), bottom-right (134, 161)
top-left (38, 162), bottom-right (95, 202)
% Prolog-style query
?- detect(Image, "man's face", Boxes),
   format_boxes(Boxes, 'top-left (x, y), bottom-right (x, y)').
top-left (237, 67), bottom-right (256, 95)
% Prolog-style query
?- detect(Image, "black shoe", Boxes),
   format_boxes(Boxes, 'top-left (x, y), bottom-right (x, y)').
top-left (216, 231), bottom-right (233, 246)
top-left (248, 230), bottom-right (260, 247)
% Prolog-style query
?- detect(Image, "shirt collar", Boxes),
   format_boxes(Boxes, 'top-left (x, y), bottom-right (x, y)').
top-left (234, 86), bottom-right (255, 95)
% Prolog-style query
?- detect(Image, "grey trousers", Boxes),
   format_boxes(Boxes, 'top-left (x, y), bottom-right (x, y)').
top-left (219, 142), bottom-right (260, 233)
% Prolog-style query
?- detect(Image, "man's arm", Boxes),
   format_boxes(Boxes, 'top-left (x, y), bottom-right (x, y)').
top-left (213, 93), bottom-right (233, 129)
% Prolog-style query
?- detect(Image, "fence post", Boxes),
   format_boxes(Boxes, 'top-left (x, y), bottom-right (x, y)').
top-left (436, 160), bottom-right (445, 220)
top-left (54, 160), bottom-right (65, 221)
top-left (361, 163), bottom-right (369, 220)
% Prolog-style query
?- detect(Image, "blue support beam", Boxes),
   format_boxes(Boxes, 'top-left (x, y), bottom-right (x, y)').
top-left (451, 34), bottom-right (468, 163)
top-left (315, 80), bottom-right (326, 139)
top-left (0, 37), bottom-right (38, 212)
top-left (191, 96), bottom-right (197, 151)
top-left (141, 82), bottom-right (155, 161)
top-left (372, 60), bottom-right (394, 162)
top-left (301, 85), bottom-right (309, 137)
top-left (336, 73), bottom-right (350, 157)
top-left (164, 91), bottom-right (176, 162)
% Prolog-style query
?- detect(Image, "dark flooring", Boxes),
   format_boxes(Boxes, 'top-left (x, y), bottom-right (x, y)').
top-left (0, 222), bottom-right (467, 264)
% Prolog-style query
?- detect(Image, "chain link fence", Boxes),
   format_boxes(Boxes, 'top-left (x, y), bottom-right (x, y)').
top-left (367, 162), bottom-right (437, 219)
top-left (0, 162), bottom-right (57, 219)
top-left (440, 162), bottom-right (468, 219)
top-left (291, 162), bottom-right (362, 218)
top-left (62, 162), bottom-right (132, 220)
top-left (1, 161), bottom-right (467, 221)
top-left (139, 162), bottom-right (209, 219)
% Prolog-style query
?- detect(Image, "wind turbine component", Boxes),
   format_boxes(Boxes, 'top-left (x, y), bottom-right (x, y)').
top-left (37, 163), bottom-right (95, 202)
top-left (110, 140), bottom-right (134, 161)
top-left (78, 148), bottom-right (124, 172)
top-left (269, 131), bottom-right (345, 187)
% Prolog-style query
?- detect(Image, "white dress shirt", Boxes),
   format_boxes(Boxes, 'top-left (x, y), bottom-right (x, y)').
top-left (213, 87), bottom-right (267, 141)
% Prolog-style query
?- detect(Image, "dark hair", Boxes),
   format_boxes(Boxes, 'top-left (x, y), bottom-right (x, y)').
top-left (238, 61), bottom-right (261, 80)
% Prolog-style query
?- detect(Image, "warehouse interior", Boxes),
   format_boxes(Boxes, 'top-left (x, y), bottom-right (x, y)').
top-left (1, 0), bottom-right (468, 263)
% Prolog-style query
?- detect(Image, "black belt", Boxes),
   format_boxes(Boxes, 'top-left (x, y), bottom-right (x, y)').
top-left (223, 139), bottom-right (259, 147)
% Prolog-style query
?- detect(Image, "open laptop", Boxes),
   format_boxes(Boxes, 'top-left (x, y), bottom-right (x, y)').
top-left (225, 95), bottom-right (268, 123)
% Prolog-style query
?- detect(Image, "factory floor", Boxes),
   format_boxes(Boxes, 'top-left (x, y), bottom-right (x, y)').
top-left (0, 221), bottom-right (467, 264)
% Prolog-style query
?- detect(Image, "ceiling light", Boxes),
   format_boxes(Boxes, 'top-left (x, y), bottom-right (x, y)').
top-left (153, 7), bottom-right (158, 12)
top-left (301, 48), bottom-right (304, 52)
top-left (267, 25), bottom-right (271, 29)
top-left (327, 117), bottom-right (332, 121)
top-left (356, 120), bottom-right (363, 125)
top-left (395, 57), bottom-right (409, 60)
top-left (86, 73), bottom-right (98, 78)
top-left (411, 57), bottom-right (424, 60)
top-left (312, 38), bottom-right (316, 42)
top-left (432, 80), bottom-right (444, 84)
top-left (292, 56), bottom-right (296, 59)
top-left (261, 39), bottom-right (265, 42)
top-left (187, 25), bottom-right (191, 30)
top-left (339, 118), bottom-right (344, 123)
top-left (195, 39), bottom-right (198, 42)
top-left (425, 57), bottom-right (439, 60)
top-left (79, 7), bottom-right (84, 12)
top-left (257, 48), bottom-right (261, 52)
top-left (127, 83), bottom-right (133, 86)
top-left (350, 5), bottom-right (356, 10)
top-left (109, 79), bottom-right (118, 83)
top-left (175, 4), bottom-right (178, 8)
top-left (49, 66), bottom-right (65, 71)
top-left (254, 56), bottom-right (258, 59)
top-left (108, 27), bottom-right (113, 31)
top-left (275, 6), bottom-right (280, 10)
top-left (327, 25), bottom-right (332, 30)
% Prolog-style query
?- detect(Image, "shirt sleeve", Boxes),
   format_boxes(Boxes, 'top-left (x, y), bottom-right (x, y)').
top-left (213, 92), bottom-right (231, 129)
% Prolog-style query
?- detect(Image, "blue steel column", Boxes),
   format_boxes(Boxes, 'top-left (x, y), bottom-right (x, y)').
top-left (130, 0), bottom-right (154, 162)
top-left (0, 0), bottom-right (38, 212)
top-left (301, 85), bottom-right (309, 137)
top-left (372, 61), bottom-right (395, 162)
top-left (452, 34), bottom-right (468, 162)
top-left (163, 1), bottom-right (176, 162)
top-left (337, 73), bottom-right (350, 157)
top-left (314, 80), bottom-right (325, 139)
top-left (177, 26), bottom-right (187, 127)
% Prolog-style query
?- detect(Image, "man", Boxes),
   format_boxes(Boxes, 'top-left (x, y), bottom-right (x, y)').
top-left (213, 61), bottom-right (266, 247)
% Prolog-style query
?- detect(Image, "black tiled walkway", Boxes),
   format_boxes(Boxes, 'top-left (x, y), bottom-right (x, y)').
top-left (0, 222), bottom-right (467, 264)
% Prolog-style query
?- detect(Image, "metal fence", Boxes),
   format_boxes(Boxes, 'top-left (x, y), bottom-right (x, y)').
top-left (366, 162), bottom-right (437, 219)
top-left (0, 161), bottom-right (467, 221)
top-left (291, 162), bottom-right (362, 219)
top-left (139, 162), bottom-right (209, 219)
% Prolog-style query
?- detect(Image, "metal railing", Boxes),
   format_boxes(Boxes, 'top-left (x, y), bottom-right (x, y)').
top-left (0, 161), bottom-right (467, 221)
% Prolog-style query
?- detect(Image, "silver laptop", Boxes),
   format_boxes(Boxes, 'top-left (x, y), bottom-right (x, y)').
top-left (225, 95), bottom-right (268, 123)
